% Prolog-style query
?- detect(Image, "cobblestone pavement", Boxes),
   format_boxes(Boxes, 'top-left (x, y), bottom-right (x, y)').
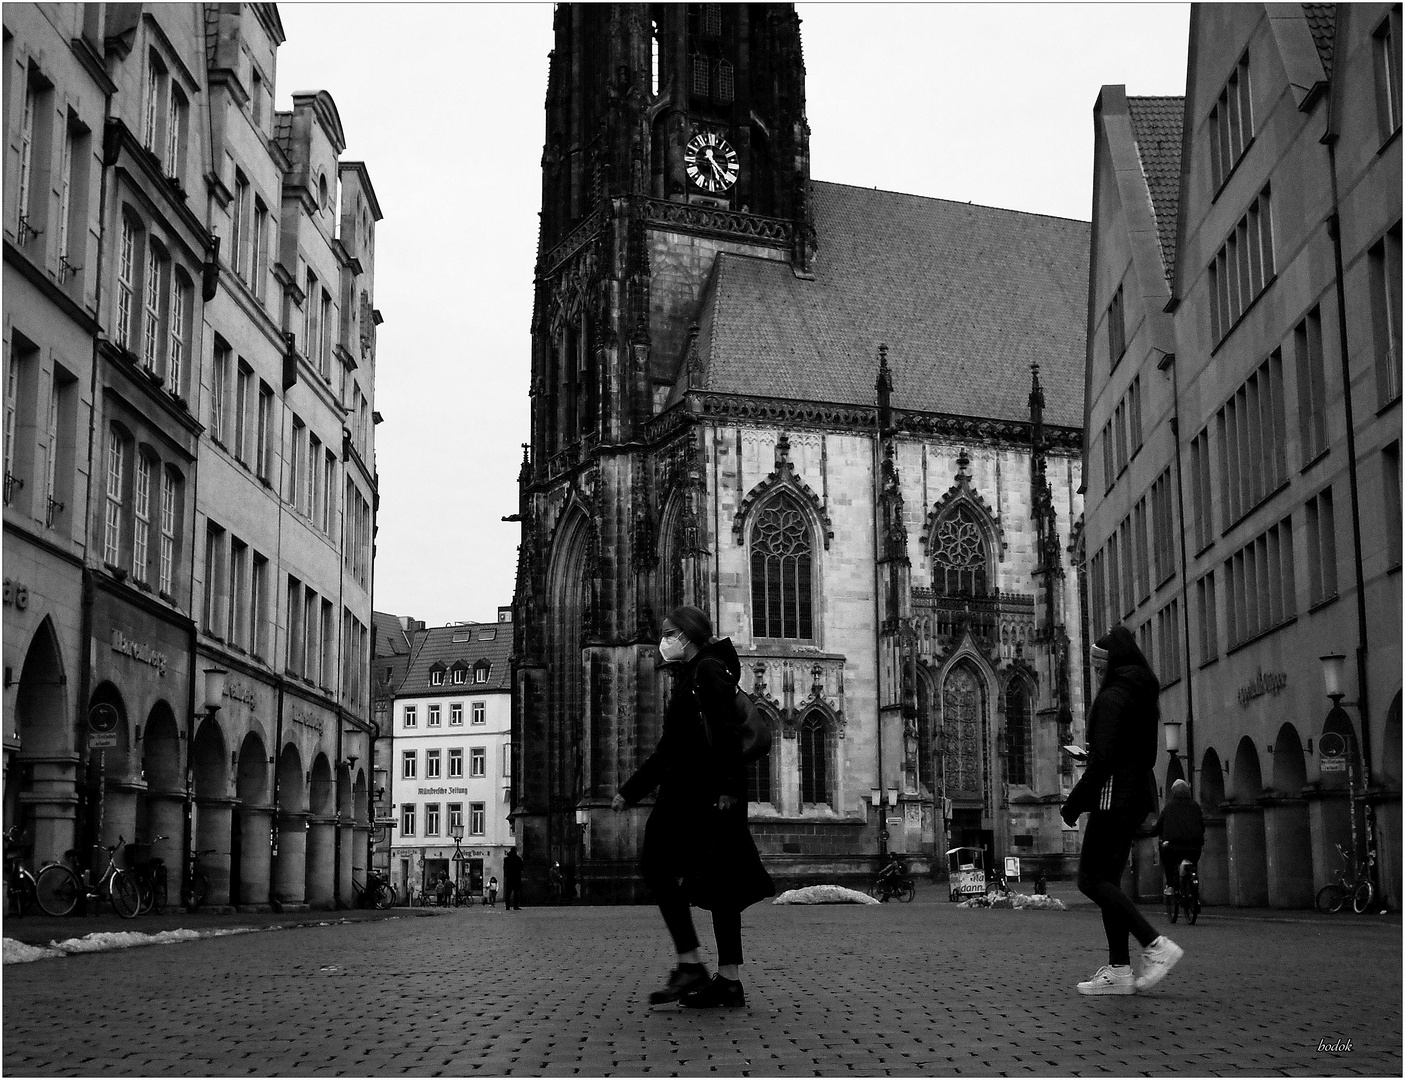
top-left (3, 887), bottom-right (1400, 1077)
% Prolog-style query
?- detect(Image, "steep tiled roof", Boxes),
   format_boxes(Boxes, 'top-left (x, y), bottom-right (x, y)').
top-left (273, 111), bottom-right (294, 162)
top-left (373, 611), bottom-right (415, 657)
top-left (1126, 96), bottom-right (1185, 286)
top-left (1302, 4), bottom-right (1337, 81)
top-left (399, 623), bottom-right (512, 696)
top-left (673, 181), bottom-right (1088, 429)
top-left (203, 6), bottom-right (220, 68)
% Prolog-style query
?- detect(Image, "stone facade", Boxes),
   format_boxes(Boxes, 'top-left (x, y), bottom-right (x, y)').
top-left (2, 3), bottom-right (382, 913)
top-left (512, 3), bottom-right (1090, 901)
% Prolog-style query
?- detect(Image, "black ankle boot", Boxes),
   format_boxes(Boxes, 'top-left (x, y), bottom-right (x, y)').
top-left (648, 963), bottom-right (710, 1004)
top-left (681, 974), bottom-right (746, 1008)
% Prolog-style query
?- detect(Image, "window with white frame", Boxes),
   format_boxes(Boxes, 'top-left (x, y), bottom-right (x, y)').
top-left (132, 455), bottom-right (153, 583)
top-left (448, 748), bottom-right (463, 778)
top-left (471, 702), bottom-right (485, 725)
top-left (203, 521), bottom-right (225, 634)
top-left (234, 363), bottom-right (252, 463)
top-left (450, 703), bottom-right (463, 726)
top-left (469, 802), bottom-right (485, 836)
top-left (164, 85), bottom-right (185, 177)
top-left (159, 468), bottom-right (177, 594)
top-left (117, 218), bottom-right (138, 350)
top-left (402, 750), bottom-right (416, 779)
top-left (400, 803), bottom-right (415, 836)
top-left (452, 665), bottom-right (466, 685)
top-left (430, 668), bottom-right (445, 687)
top-left (211, 344), bottom-right (229, 443)
top-left (103, 426), bottom-right (126, 565)
top-left (448, 803), bottom-right (463, 829)
top-left (425, 803), bottom-right (440, 836)
top-left (469, 747), bottom-right (486, 778)
top-left (1305, 486), bottom-right (1339, 606)
top-left (428, 704), bottom-right (441, 727)
top-left (425, 750), bottom-right (441, 779)
top-left (472, 662), bottom-right (490, 684)
top-left (167, 274), bottom-right (188, 397)
top-left (403, 704), bottom-right (417, 728)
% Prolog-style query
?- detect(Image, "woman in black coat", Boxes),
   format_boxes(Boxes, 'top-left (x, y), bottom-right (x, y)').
top-left (1061, 625), bottom-right (1183, 995)
top-left (611, 605), bottom-right (773, 1008)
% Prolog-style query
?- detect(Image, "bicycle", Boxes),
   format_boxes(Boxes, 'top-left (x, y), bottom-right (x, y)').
top-left (1316, 843), bottom-right (1376, 914)
top-left (128, 836), bottom-right (171, 915)
top-left (184, 848), bottom-right (213, 909)
top-left (352, 871), bottom-right (396, 909)
top-left (870, 869), bottom-right (916, 903)
top-left (1165, 853), bottom-right (1201, 925)
top-left (4, 827), bottom-right (39, 916)
top-left (34, 837), bottom-right (142, 918)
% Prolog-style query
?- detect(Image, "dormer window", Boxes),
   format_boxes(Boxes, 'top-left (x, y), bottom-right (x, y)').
top-left (472, 661), bottom-right (491, 684)
top-left (429, 664), bottom-right (445, 687)
top-left (451, 661), bottom-right (468, 685)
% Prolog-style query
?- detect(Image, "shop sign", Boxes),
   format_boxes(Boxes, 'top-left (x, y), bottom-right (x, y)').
top-left (287, 705), bottom-right (325, 736)
top-left (223, 677), bottom-right (258, 707)
top-left (1236, 669), bottom-right (1288, 707)
top-left (110, 628), bottom-right (168, 676)
top-left (3, 578), bottom-right (29, 610)
top-left (417, 786), bottom-right (469, 796)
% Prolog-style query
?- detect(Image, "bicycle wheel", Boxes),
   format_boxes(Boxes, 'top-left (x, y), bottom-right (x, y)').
top-left (897, 881), bottom-right (916, 903)
top-left (135, 872), bottom-right (154, 915)
top-left (1316, 883), bottom-right (1348, 914)
top-left (187, 870), bottom-right (209, 909)
top-left (109, 869), bottom-right (141, 918)
top-left (374, 883), bottom-right (395, 910)
top-left (35, 863), bottom-right (81, 917)
top-left (1351, 879), bottom-right (1376, 914)
top-left (1187, 886), bottom-right (1200, 925)
top-left (1166, 891), bottom-right (1178, 922)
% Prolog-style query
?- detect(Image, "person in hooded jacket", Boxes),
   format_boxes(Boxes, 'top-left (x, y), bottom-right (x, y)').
top-left (1061, 625), bottom-right (1184, 995)
top-left (612, 605), bottom-right (774, 1008)
top-left (1148, 778), bottom-right (1205, 895)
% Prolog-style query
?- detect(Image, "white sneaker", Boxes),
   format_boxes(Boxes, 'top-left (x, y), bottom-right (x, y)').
top-left (1135, 936), bottom-right (1184, 991)
top-left (1076, 964), bottom-right (1136, 995)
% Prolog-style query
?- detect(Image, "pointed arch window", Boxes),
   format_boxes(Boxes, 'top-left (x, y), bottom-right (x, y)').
top-left (1004, 679), bottom-right (1032, 787)
top-left (943, 662), bottom-right (985, 800)
top-left (746, 727), bottom-right (772, 805)
top-left (750, 496), bottom-right (813, 640)
top-left (932, 504), bottom-right (989, 597)
top-left (799, 713), bottom-right (828, 805)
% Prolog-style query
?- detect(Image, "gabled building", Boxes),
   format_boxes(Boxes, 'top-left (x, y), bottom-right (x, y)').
top-left (1085, 3), bottom-right (1401, 910)
top-left (388, 610), bottom-right (513, 899)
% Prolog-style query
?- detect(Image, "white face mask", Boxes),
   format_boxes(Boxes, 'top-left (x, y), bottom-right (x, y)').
top-left (659, 634), bottom-right (687, 663)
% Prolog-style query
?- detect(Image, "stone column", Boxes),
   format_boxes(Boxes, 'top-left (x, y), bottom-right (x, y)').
top-left (1200, 814), bottom-right (1230, 906)
top-left (350, 824), bottom-right (369, 890)
top-left (144, 791), bottom-right (186, 908)
top-left (1306, 787), bottom-right (1353, 894)
top-left (1263, 796), bottom-right (1314, 908)
top-left (101, 780), bottom-right (143, 865)
top-left (236, 805), bottom-right (273, 912)
top-left (274, 811), bottom-right (309, 911)
top-left (336, 822), bottom-right (355, 906)
top-left (1368, 789), bottom-right (1401, 912)
top-left (19, 753), bottom-right (80, 867)
top-left (194, 796), bottom-right (237, 910)
top-left (1225, 803), bottom-right (1269, 906)
top-left (305, 815), bottom-right (336, 909)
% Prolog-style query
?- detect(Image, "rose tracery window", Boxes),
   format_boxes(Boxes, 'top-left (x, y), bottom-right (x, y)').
top-left (750, 497), bottom-right (813, 639)
top-left (932, 504), bottom-right (989, 596)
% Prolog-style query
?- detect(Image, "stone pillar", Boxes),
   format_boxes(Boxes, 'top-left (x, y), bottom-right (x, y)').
top-left (1225, 803), bottom-right (1269, 906)
top-left (274, 811), bottom-right (309, 910)
top-left (19, 753), bottom-right (80, 867)
top-left (1369, 790), bottom-right (1401, 912)
top-left (144, 791), bottom-right (186, 908)
top-left (195, 796), bottom-right (237, 909)
top-left (237, 805), bottom-right (273, 912)
top-left (305, 816), bottom-right (336, 909)
top-left (1263, 797), bottom-right (1314, 908)
top-left (101, 780), bottom-right (143, 862)
top-left (1306, 787), bottom-right (1353, 894)
top-left (1200, 815), bottom-right (1230, 906)
top-left (337, 822), bottom-right (356, 906)
top-left (350, 824), bottom-right (369, 890)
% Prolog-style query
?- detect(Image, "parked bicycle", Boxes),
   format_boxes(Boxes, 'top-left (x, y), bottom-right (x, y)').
top-left (34, 837), bottom-right (142, 918)
top-left (128, 836), bottom-right (171, 915)
top-left (1316, 843), bottom-right (1376, 914)
top-left (352, 870), bottom-right (396, 909)
top-left (184, 848), bottom-right (213, 910)
top-left (1164, 847), bottom-right (1201, 925)
top-left (4, 826), bottom-right (39, 916)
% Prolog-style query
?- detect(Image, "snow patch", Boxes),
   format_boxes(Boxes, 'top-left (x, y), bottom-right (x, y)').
top-left (772, 884), bottom-right (880, 905)
top-left (3, 925), bottom-right (258, 964)
top-left (957, 892), bottom-right (1067, 910)
top-left (3, 939), bottom-right (64, 964)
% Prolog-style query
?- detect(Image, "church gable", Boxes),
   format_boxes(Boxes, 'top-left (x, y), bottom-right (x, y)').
top-left (733, 431), bottom-right (833, 550)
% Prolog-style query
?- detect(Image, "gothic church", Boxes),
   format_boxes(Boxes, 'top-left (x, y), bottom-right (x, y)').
top-left (511, 4), bottom-right (1090, 899)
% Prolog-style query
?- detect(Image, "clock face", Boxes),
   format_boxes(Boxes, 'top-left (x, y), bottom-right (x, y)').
top-left (684, 131), bottom-right (739, 194)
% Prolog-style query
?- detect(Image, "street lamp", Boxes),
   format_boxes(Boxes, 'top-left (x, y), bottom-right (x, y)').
top-left (1163, 719), bottom-right (1183, 757)
top-left (1320, 653), bottom-right (1347, 703)
top-left (201, 668), bottom-right (227, 716)
top-left (449, 822), bottom-right (465, 897)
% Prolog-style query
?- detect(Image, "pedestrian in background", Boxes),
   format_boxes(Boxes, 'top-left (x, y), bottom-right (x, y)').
top-left (611, 605), bottom-right (774, 1008)
top-left (1062, 625), bottom-right (1184, 995)
top-left (1148, 779), bottom-right (1205, 897)
top-left (487, 875), bottom-right (499, 907)
top-left (503, 848), bottom-right (523, 910)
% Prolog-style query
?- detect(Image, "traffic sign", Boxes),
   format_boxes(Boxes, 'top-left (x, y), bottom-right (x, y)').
top-left (1319, 731), bottom-right (1347, 758)
top-left (88, 703), bottom-right (119, 734)
top-left (88, 732), bottom-right (118, 749)
top-left (1320, 756), bottom-right (1347, 773)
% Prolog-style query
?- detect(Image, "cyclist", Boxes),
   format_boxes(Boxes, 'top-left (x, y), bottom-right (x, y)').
top-left (1147, 779), bottom-right (1204, 899)
top-left (875, 852), bottom-right (907, 897)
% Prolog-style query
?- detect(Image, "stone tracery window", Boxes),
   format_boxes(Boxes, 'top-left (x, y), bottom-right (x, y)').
top-left (943, 662), bottom-right (985, 799)
top-left (1004, 679), bottom-right (1032, 787)
top-left (746, 718), bottom-right (773, 805)
top-left (932, 504), bottom-right (989, 596)
top-left (750, 496), bottom-right (813, 639)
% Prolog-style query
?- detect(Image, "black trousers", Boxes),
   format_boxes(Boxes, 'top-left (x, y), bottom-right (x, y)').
top-left (1161, 844), bottom-right (1200, 891)
top-left (503, 879), bottom-right (521, 909)
top-left (1077, 810), bottom-right (1159, 966)
top-left (642, 801), bottom-right (744, 967)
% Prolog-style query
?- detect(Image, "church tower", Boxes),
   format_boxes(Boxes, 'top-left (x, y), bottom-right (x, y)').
top-left (513, 4), bottom-right (813, 898)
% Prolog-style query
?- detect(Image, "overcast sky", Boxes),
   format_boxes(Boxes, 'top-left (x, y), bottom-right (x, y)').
top-left (274, 2), bottom-right (1191, 628)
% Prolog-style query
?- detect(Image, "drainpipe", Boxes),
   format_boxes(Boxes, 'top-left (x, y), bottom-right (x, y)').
top-left (1162, 351), bottom-right (1197, 789)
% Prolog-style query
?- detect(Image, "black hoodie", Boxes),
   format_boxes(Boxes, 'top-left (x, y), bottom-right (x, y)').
top-left (1063, 626), bottom-right (1161, 820)
top-left (619, 637), bottom-right (745, 807)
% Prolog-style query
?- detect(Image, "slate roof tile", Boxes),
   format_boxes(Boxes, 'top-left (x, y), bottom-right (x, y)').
top-left (399, 624), bottom-right (512, 696)
top-left (1126, 96), bottom-right (1185, 286)
top-left (684, 181), bottom-right (1089, 429)
top-left (1302, 3), bottom-right (1337, 81)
